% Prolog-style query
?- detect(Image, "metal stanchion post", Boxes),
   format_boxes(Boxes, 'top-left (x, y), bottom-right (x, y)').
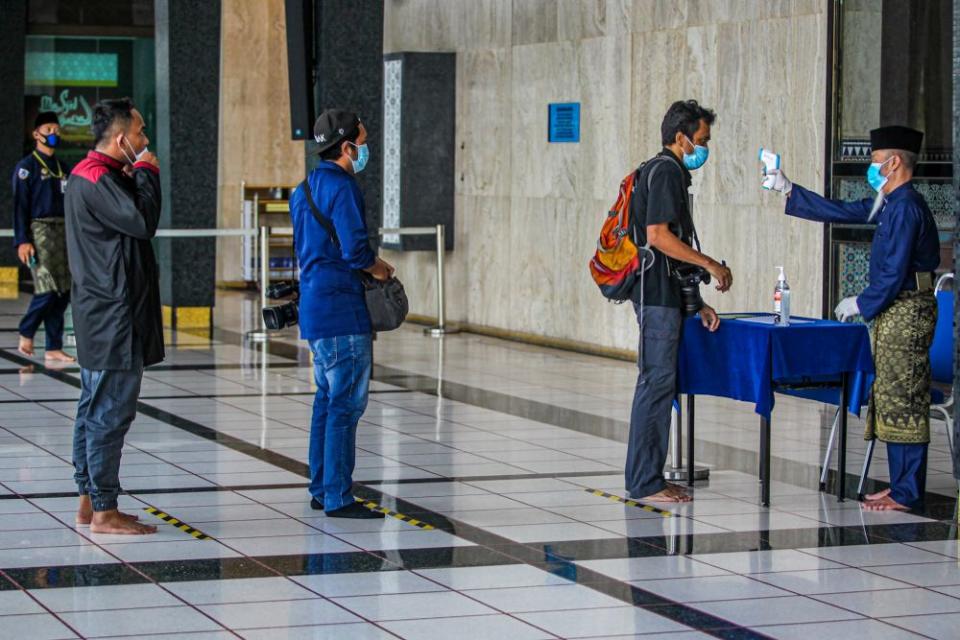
top-left (246, 225), bottom-right (271, 342)
top-left (664, 395), bottom-right (710, 482)
top-left (425, 223), bottom-right (459, 337)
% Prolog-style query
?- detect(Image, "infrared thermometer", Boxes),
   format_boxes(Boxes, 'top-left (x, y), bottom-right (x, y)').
top-left (759, 147), bottom-right (781, 190)
top-left (759, 147), bottom-right (780, 174)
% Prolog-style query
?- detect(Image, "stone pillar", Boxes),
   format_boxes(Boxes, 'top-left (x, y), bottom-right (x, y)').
top-left (154, 0), bottom-right (221, 331)
top-left (310, 0), bottom-right (384, 242)
top-left (0, 1), bottom-right (26, 286)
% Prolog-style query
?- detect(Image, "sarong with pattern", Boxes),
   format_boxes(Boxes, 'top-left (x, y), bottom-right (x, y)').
top-left (865, 290), bottom-right (937, 444)
top-left (30, 217), bottom-right (71, 295)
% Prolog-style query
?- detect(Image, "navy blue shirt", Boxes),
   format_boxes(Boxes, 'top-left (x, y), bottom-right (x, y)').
top-left (786, 182), bottom-right (940, 321)
top-left (12, 150), bottom-right (70, 247)
top-left (290, 161), bottom-right (377, 340)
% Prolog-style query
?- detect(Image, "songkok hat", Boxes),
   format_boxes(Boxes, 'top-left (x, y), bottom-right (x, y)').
top-left (870, 125), bottom-right (923, 154)
top-left (34, 111), bottom-right (59, 130)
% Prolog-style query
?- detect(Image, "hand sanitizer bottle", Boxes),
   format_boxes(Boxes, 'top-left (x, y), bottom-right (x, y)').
top-left (774, 266), bottom-right (791, 326)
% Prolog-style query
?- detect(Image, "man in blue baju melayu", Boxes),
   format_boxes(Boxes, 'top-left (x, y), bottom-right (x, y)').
top-left (763, 125), bottom-right (940, 511)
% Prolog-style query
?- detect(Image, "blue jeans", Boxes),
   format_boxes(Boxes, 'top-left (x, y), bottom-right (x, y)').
top-left (72, 344), bottom-right (144, 512)
top-left (308, 334), bottom-right (372, 510)
top-left (19, 292), bottom-right (70, 350)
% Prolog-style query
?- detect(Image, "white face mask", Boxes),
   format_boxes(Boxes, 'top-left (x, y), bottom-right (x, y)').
top-left (119, 136), bottom-right (148, 165)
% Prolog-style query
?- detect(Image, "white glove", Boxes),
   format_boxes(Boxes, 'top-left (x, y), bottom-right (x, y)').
top-left (761, 168), bottom-right (792, 195)
top-left (834, 296), bottom-right (860, 322)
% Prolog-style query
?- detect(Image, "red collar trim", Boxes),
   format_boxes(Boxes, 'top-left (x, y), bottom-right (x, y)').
top-left (87, 150), bottom-right (125, 170)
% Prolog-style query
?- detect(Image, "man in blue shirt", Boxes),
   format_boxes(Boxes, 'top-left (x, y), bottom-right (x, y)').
top-left (290, 109), bottom-right (393, 519)
top-left (764, 125), bottom-right (940, 511)
top-left (12, 112), bottom-right (74, 362)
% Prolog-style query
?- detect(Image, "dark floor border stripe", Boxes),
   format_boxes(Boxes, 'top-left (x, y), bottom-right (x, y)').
top-left (363, 469), bottom-right (622, 486)
top-left (0, 389), bottom-right (402, 405)
top-left (0, 546), bottom-right (521, 592)
top-left (0, 482), bottom-right (309, 501)
top-left (4, 517), bottom-right (959, 591)
top-left (148, 362), bottom-right (302, 372)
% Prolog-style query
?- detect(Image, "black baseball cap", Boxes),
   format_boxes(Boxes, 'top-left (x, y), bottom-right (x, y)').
top-left (313, 109), bottom-right (361, 153)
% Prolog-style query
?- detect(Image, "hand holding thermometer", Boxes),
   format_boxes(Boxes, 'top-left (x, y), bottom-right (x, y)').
top-left (759, 147), bottom-right (781, 189)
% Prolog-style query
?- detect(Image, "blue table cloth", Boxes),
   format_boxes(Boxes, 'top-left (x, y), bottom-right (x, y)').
top-left (678, 314), bottom-right (874, 420)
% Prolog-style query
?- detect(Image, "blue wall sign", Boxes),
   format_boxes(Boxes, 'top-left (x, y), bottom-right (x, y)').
top-left (548, 103), bottom-right (580, 143)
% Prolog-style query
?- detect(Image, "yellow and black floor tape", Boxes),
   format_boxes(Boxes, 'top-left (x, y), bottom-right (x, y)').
top-left (355, 498), bottom-right (434, 530)
top-left (586, 489), bottom-right (672, 517)
top-left (143, 506), bottom-right (211, 539)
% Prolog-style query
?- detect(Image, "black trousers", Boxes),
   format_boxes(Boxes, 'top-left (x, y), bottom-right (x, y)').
top-left (625, 304), bottom-right (682, 499)
top-left (19, 291), bottom-right (69, 350)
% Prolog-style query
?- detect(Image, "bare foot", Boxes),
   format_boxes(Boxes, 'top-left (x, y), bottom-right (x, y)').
top-left (862, 495), bottom-right (910, 511)
top-left (865, 488), bottom-right (891, 501)
top-left (642, 486), bottom-right (693, 503)
top-left (76, 496), bottom-right (140, 525)
top-left (18, 336), bottom-right (33, 357)
top-left (45, 350), bottom-right (76, 363)
top-left (90, 509), bottom-right (157, 535)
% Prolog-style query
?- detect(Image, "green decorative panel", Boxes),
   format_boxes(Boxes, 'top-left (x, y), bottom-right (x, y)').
top-left (25, 51), bottom-right (118, 87)
top-left (836, 241), bottom-right (871, 300)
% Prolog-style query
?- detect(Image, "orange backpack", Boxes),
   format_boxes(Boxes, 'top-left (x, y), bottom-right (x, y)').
top-left (588, 159), bottom-right (665, 301)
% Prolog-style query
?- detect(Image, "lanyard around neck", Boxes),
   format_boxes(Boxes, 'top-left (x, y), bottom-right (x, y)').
top-left (32, 151), bottom-right (64, 179)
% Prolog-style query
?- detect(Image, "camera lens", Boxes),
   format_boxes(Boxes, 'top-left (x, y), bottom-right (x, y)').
top-left (266, 281), bottom-right (297, 300)
top-left (261, 301), bottom-right (298, 330)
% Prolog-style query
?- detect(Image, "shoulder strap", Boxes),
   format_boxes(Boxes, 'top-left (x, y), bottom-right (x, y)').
top-left (645, 155), bottom-right (673, 192)
top-left (301, 177), bottom-right (340, 249)
top-left (631, 157), bottom-right (672, 249)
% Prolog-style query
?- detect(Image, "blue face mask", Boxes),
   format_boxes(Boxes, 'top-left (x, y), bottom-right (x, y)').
top-left (349, 142), bottom-right (369, 174)
top-left (40, 133), bottom-right (59, 148)
top-left (682, 135), bottom-right (709, 170)
top-left (866, 157), bottom-right (892, 192)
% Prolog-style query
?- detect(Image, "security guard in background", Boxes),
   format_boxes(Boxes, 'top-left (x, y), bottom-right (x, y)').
top-left (12, 111), bottom-right (75, 362)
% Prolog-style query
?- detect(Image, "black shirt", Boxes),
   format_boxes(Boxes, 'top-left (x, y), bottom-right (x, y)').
top-left (629, 149), bottom-right (696, 308)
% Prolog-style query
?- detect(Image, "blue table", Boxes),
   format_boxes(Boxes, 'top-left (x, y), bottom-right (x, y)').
top-left (678, 313), bottom-right (874, 505)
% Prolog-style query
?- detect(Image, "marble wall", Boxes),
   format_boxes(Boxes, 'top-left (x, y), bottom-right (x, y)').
top-left (217, 0), bottom-right (306, 284)
top-left (382, 0), bottom-right (828, 351)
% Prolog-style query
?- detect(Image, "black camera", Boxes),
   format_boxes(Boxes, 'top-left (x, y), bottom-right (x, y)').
top-left (671, 263), bottom-right (711, 317)
top-left (261, 281), bottom-right (299, 330)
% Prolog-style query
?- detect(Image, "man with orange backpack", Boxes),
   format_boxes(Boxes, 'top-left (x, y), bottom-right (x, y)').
top-left (623, 100), bottom-right (732, 503)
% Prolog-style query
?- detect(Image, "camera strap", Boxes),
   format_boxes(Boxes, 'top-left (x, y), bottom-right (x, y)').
top-left (301, 178), bottom-right (342, 250)
top-left (633, 155), bottom-right (703, 379)
top-left (634, 156), bottom-right (672, 380)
